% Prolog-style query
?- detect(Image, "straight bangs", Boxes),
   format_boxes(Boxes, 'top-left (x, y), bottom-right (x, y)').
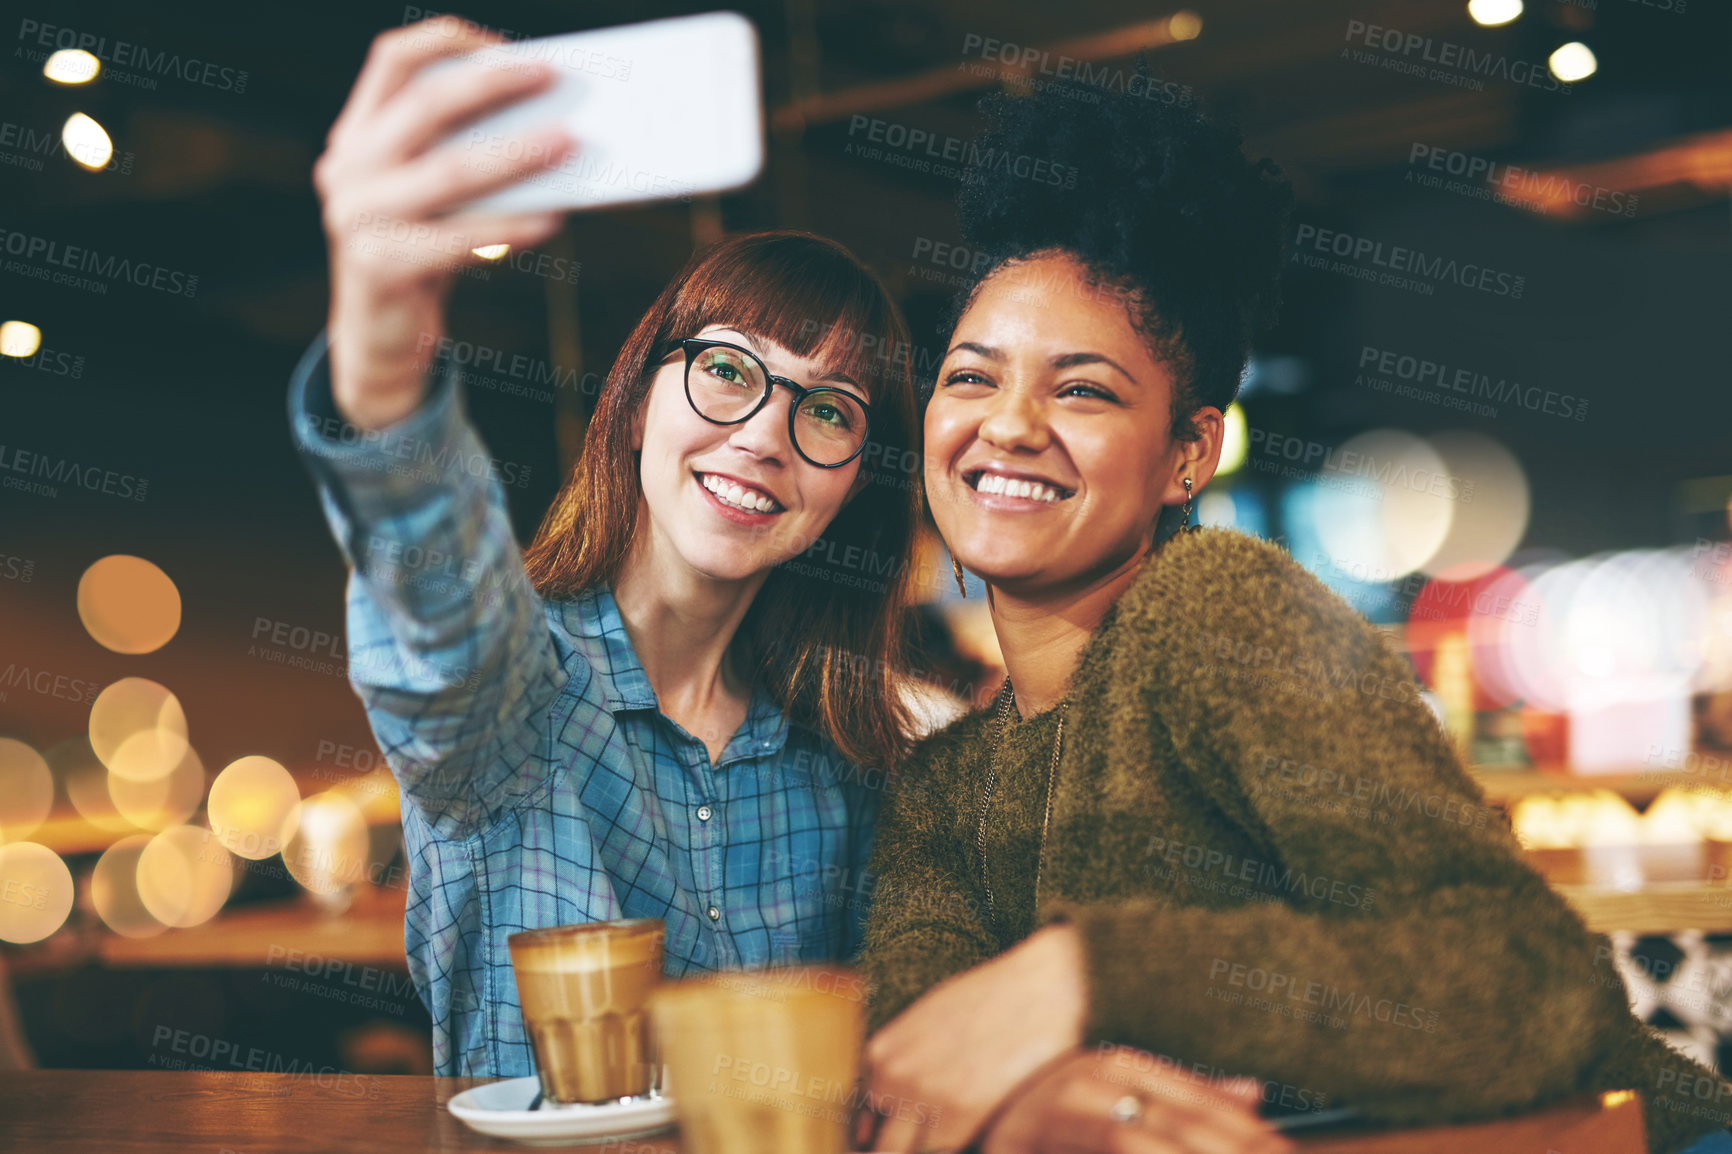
top-left (654, 235), bottom-right (908, 406)
top-left (523, 230), bottom-right (921, 771)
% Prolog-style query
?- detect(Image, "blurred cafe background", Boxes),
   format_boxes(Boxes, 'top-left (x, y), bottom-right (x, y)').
top-left (2, 0), bottom-right (1730, 1087)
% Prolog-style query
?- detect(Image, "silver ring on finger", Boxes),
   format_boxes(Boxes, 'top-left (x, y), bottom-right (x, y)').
top-left (1108, 1093), bottom-right (1145, 1125)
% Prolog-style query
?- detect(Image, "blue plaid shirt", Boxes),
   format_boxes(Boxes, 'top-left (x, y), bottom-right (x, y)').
top-left (287, 332), bottom-right (881, 1077)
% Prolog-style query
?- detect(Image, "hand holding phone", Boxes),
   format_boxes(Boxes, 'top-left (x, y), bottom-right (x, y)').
top-left (313, 15), bottom-right (577, 430)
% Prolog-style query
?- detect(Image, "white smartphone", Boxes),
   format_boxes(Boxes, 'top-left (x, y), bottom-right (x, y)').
top-left (428, 11), bottom-right (765, 214)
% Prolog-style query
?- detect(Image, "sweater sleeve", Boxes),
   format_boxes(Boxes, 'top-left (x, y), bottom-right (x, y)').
top-left (856, 721), bottom-right (1001, 1036)
top-left (1046, 532), bottom-right (1721, 1137)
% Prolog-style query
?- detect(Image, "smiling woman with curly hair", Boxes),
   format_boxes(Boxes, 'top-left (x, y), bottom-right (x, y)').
top-left (852, 80), bottom-right (1732, 1154)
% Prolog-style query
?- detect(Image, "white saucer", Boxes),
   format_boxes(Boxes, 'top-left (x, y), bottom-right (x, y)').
top-left (447, 1076), bottom-right (678, 1146)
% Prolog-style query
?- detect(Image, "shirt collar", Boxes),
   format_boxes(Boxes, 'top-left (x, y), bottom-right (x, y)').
top-left (723, 681), bottom-right (792, 768)
top-left (561, 587), bottom-right (659, 713)
top-left (559, 587), bottom-right (797, 762)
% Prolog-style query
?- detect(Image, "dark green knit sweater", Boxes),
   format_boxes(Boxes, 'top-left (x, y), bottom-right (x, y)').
top-left (859, 529), bottom-right (1729, 1154)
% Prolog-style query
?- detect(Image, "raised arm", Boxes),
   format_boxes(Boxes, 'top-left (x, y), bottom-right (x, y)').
top-left (289, 334), bottom-right (567, 838)
top-left (292, 16), bottom-right (584, 838)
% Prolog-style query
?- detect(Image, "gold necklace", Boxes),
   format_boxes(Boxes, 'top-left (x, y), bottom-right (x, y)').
top-left (973, 678), bottom-right (1069, 929)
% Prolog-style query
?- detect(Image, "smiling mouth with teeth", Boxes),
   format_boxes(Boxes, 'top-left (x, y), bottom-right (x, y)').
top-left (966, 470), bottom-right (1074, 503)
top-left (699, 472), bottom-right (784, 514)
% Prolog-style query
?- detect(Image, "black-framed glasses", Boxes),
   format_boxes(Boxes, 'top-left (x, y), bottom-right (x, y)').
top-left (679, 337), bottom-right (872, 469)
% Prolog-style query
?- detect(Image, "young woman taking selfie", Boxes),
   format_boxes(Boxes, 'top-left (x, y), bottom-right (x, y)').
top-left (856, 85), bottom-right (1732, 1154)
top-left (289, 18), bottom-right (918, 1078)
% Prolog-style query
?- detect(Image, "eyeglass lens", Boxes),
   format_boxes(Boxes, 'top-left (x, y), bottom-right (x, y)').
top-left (687, 344), bottom-right (867, 466)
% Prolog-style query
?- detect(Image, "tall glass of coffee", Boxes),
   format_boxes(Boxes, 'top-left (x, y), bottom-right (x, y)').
top-left (649, 967), bottom-right (867, 1154)
top-left (508, 918), bottom-right (666, 1104)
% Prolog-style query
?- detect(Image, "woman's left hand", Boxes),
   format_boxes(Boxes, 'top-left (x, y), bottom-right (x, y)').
top-left (979, 1048), bottom-right (1294, 1154)
top-left (860, 924), bottom-right (1090, 1152)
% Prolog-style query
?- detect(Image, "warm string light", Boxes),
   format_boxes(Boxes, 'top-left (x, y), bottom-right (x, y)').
top-left (42, 48), bottom-right (100, 84)
top-left (0, 321), bottom-right (43, 358)
top-left (0, 739), bottom-right (55, 842)
top-left (78, 556), bottom-right (182, 654)
top-left (1467, 0), bottom-right (1523, 27)
top-left (282, 793), bottom-right (371, 897)
top-left (1549, 42), bottom-right (1597, 83)
top-left (207, 755), bottom-right (301, 861)
top-left (0, 842), bottom-right (75, 943)
top-left (136, 825), bottom-right (234, 928)
top-left (109, 746), bottom-right (205, 831)
top-left (92, 835), bottom-right (168, 938)
top-left (1514, 788), bottom-right (1732, 850)
top-left (88, 678), bottom-right (188, 784)
top-left (61, 113), bottom-right (113, 170)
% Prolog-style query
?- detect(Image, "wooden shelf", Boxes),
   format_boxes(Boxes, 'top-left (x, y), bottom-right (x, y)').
top-left (20, 769), bottom-right (404, 858)
top-left (97, 885), bottom-right (409, 970)
top-left (1554, 882), bottom-right (1732, 936)
top-left (1471, 768), bottom-right (1677, 807)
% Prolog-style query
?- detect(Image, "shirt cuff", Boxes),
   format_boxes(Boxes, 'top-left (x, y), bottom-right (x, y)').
top-left (286, 327), bottom-right (471, 513)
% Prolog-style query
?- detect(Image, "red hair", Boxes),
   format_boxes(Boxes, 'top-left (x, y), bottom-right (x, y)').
top-left (523, 231), bottom-right (920, 768)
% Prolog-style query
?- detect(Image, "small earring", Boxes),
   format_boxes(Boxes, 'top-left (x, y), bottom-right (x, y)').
top-left (1180, 476), bottom-right (1195, 530)
top-left (952, 556), bottom-right (968, 598)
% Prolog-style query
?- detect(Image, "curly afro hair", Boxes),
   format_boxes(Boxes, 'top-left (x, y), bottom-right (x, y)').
top-left (953, 75), bottom-right (1293, 439)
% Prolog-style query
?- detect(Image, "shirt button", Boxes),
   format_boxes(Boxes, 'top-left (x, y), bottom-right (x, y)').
top-left (706, 905), bottom-right (721, 921)
top-left (696, 805), bottom-right (713, 822)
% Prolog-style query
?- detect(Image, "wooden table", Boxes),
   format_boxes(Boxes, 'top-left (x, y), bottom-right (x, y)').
top-left (0, 1071), bottom-right (1649, 1152)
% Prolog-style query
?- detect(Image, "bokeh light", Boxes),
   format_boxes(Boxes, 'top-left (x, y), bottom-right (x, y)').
top-left (137, 825), bottom-right (234, 928)
top-left (1407, 566), bottom-right (1525, 709)
top-left (62, 113), bottom-right (114, 171)
top-left (0, 738), bottom-right (55, 843)
top-left (472, 244), bottom-right (510, 260)
top-left (1464, 565), bottom-right (1542, 708)
top-left (1168, 10), bottom-right (1203, 40)
top-left (89, 678), bottom-right (189, 783)
top-left (1420, 432), bottom-right (1530, 581)
top-left (1699, 569), bottom-right (1732, 694)
top-left (1312, 430), bottom-right (1455, 581)
top-left (329, 765), bottom-right (402, 824)
top-left (108, 745), bottom-right (206, 832)
top-left (78, 555), bottom-right (182, 654)
top-left (1645, 788), bottom-right (1730, 844)
top-left (282, 793), bottom-right (370, 896)
top-left (1549, 42), bottom-right (1597, 83)
top-left (1502, 557), bottom-right (1587, 713)
top-left (1198, 489), bottom-right (1237, 529)
top-left (207, 755), bottom-right (300, 860)
top-left (1513, 787), bottom-right (1732, 851)
top-left (92, 835), bottom-right (168, 939)
top-left (1564, 551), bottom-right (1704, 685)
top-left (0, 842), bottom-right (76, 943)
top-left (1490, 549), bottom-right (1708, 768)
top-left (1467, 0), bottom-right (1523, 26)
top-left (1512, 790), bottom-right (1640, 849)
top-left (0, 320), bottom-right (43, 358)
top-left (43, 49), bottom-right (101, 84)
top-left (1215, 405), bottom-right (1247, 477)
top-left (57, 736), bottom-right (139, 834)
